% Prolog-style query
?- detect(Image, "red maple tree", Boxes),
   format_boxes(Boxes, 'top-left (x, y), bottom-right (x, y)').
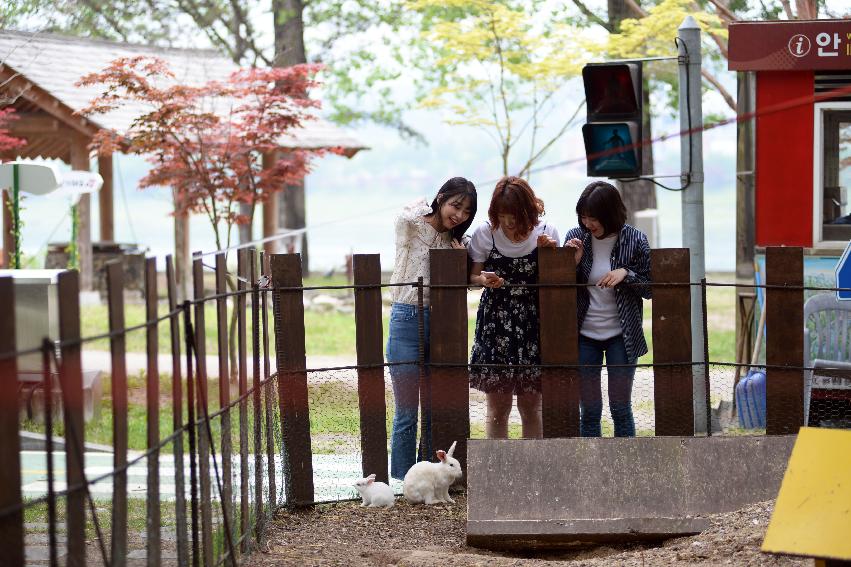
top-left (77, 56), bottom-right (337, 251)
top-left (0, 108), bottom-right (27, 157)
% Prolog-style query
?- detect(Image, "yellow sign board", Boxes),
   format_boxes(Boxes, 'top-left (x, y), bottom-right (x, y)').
top-left (762, 427), bottom-right (851, 560)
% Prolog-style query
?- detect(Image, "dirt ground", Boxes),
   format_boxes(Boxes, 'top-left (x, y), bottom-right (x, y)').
top-left (247, 495), bottom-right (808, 567)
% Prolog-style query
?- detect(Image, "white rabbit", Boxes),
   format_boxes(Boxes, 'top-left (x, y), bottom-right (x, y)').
top-left (353, 474), bottom-right (395, 508)
top-left (403, 441), bottom-right (463, 505)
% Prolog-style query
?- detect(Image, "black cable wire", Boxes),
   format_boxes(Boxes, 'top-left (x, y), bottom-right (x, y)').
top-left (620, 38), bottom-right (693, 192)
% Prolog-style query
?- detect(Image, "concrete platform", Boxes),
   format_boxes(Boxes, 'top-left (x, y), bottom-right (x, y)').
top-left (466, 435), bottom-right (796, 549)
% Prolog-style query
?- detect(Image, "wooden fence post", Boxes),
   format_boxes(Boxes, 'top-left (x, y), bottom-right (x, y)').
top-left (214, 253), bottom-right (233, 539)
top-left (106, 260), bottom-right (129, 566)
top-left (192, 256), bottom-right (214, 565)
top-left (57, 270), bottom-right (85, 567)
top-left (353, 254), bottom-right (388, 483)
top-left (237, 248), bottom-right (250, 552)
top-left (429, 249), bottom-right (469, 471)
top-left (765, 246), bottom-right (804, 434)
top-left (651, 249), bottom-right (695, 436)
top-left (165, 256), bottom-right (189, 566)
top-left (0, 277), bottom-right (23, 566)
top-left (260, 252), bottom-right (277, 509)
top-left (144, 257), bottom-right (161, 567)
top-left (249, 248), bottom-right (265, 543)
top-left (538, 247), bottom-right (580, 437)
top-left (270, 253), bottom-right (314, 505)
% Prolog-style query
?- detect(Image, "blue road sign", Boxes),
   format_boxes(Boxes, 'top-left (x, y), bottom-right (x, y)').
top-left (837, 241), bottom-right (851, 301)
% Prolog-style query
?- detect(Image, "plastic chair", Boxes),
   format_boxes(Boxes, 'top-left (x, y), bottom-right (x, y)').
top-left (803, 293), bottom-right (851, 425)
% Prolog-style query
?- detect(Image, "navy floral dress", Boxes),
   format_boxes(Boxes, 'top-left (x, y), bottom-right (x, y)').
top-left (470, 234), bottom-right (542, 394)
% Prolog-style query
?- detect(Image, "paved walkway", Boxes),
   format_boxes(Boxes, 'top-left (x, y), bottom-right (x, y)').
top-left (81, 349), bottom-right (351, 380)
top-left (21, 450), bottom-right (400, 503)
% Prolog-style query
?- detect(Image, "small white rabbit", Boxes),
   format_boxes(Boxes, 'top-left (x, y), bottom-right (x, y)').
top-left (353, 474), bottom-right (395, 508)
top-left (403, 441), bottom-right (463, 505)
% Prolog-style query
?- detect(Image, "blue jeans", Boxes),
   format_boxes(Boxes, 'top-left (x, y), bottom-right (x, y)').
top-left (386, 303), bottom-right (430, 480)
top-left (578, 334), bottom-right (636, 437)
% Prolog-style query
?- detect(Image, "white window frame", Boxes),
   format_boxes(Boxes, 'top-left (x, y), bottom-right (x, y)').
top-left (812, 101), bottom-right (851, 249)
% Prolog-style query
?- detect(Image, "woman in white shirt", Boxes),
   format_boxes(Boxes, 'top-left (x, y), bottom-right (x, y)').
top-left (468, 176), bottom-right (558, 439)
top-left (387, 177), bottom-right (477, 479)
top-left (564, 181), bottom-right (652, 437)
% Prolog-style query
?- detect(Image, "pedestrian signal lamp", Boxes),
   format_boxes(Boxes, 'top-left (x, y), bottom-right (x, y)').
top-left (581, 62), bottom-right (643, 178)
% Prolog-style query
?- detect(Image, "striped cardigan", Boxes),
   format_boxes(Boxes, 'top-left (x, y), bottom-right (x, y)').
top-left (563, 224), bottom-right (652, 361)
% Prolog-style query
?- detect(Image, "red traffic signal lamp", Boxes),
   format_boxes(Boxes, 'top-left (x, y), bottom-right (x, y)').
top-left (581, 62), bottom-right (644, 178)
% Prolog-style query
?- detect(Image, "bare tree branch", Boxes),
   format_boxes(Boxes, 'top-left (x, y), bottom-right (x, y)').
top-left (175, 0), bottom-right (238, 61)
top-left (78, 0), bottom-right (131, 42)
top-left (707, 29), bottom-right (729, 60)
top-left (487, 7), bottom-right (513, 174)
top-left (705, 0), bottom-right (738, 22)
top-left (226, 0), bottom-right (272, 64)
top-left (571, 0), bottom-right (613, 31)
top-left (702, 67), bottom-right (737, 112)
top-left (624, 0), bottom-right (648, 18)
top-left (515, 99), bottom-right (584, 177)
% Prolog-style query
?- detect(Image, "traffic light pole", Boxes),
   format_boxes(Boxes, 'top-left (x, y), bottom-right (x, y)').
top-left (678, 16), bottom-right (708, 434)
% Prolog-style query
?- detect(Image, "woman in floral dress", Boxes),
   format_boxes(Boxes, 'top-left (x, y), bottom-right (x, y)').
top-left (468, 176), bottom-right (558, 439)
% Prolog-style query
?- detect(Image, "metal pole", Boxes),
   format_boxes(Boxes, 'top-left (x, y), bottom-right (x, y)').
top-left (678, 16), bottom-right (707, 433)
top-left (12, 162), bottom-right (20, 268)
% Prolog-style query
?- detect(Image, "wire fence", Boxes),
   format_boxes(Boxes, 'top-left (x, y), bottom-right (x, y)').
top-left (0, 245), bottom-right (849, 566)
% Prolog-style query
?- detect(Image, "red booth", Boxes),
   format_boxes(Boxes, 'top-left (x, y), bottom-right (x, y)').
top-left (729, 20), bottom-right (851, 427)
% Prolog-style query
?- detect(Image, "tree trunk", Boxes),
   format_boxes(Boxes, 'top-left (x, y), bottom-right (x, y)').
top-left (174, 210), bottom-right (190, 303)
top-left (609, 0), bottom-right (656, 224)
top-left (238, 202), bottom-right (252, 244)
top-left (794, 0), bottom-right (818, 19)
top-left (272, 0), bottom-right (310, 273)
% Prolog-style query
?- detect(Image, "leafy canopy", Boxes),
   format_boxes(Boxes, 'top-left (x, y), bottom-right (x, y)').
top-left (409, 0), bottom-right (587, 175)
top-left (77, 57), bottom-right (337, 250)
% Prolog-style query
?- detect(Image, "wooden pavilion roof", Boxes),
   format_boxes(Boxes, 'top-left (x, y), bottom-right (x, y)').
top-left (0, 30), bottom-right (369, 161)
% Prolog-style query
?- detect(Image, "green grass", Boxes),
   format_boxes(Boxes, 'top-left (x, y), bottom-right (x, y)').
top-left (58, 277), bottom-right (739, 449)
top-left (24, 497), bottom-right (178, 534)
top-left (22, 370), bottom-right (263, 455)
top-left (80, 273), bottom-right (737, 364)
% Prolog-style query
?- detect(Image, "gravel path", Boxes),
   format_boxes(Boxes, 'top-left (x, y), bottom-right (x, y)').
top-left (247, 497), bottom-right (808, 567)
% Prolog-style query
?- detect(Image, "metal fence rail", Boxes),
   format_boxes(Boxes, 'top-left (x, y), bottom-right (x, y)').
top-left (0, 245), bottom-right (849, 566)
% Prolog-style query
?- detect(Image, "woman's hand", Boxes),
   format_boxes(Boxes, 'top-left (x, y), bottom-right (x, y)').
top-left (537, 234), bottom-right (557, 248)
top-left (470, 262), bottom-right (504, 288)
top-left (478, 271), bottom-right (504, 288)
top-left (597, 268), bottom-right (628, 288)
top-left (451, 238), bottom-right (466, 249)
top-left (564, 238), bottom-right (584, 265)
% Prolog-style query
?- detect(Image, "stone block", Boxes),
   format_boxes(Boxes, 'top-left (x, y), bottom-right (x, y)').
top-left (466, 436), bottom-right (796, 549)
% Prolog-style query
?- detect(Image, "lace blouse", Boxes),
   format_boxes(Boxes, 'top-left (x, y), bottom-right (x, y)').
top-left (389, 198), bottom-right (453, 305)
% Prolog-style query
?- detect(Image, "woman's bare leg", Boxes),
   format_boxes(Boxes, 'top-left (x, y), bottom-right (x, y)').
top-left (485, 392), bottom-right (513, 439)
top-left (517, 392), bottom-right (543, 439)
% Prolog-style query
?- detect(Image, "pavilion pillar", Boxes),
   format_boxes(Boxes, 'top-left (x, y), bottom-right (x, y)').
top-left (98, 152), bottom-right (114, 242)
top-left (262, 151), bottom-right (278, 257)
top-left (70, 136), bottom-right (93, 291)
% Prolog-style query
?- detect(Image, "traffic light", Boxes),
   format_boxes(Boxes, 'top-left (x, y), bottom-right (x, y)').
top-left (581, 62), bottom-right (643, 178)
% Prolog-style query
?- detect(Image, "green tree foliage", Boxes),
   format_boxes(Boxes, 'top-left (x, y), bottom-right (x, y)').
top-left (573, 0), bottom-right (850, 114)
top-left (1, 0), bottom-right (421, 139)
top-left (409, 0), bottom-right (586, 175)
